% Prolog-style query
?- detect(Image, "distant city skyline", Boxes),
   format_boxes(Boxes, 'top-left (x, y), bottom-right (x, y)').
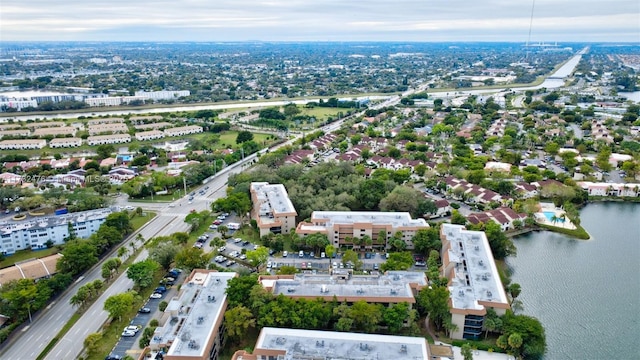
top-left (1, 0), bottom-right (639, 42)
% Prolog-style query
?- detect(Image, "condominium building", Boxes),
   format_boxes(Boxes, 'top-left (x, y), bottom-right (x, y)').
top-left (87, 134), bottom-right (131, 146)
top-left (249, 182), bottom-right (297, 237)
top-left (259, 271), bottom-right (427, 307)
top-left (231, 327), bottom-right (430, 360)
top-left (0, 139), bottom-right (47, 150)
top-left (0, 129), bottom-right (30, 138)
top-left (135, 130), bottom-right (165, 141)
top-left (32, 126), bottom-right (77, 137)
top-left (296, 211), bottom-right (429, 250)
top-left (145, 270), bottom-right (237, 360)
top-left (0, 98), bottom-right (37, 111)
top-left (163, 125), bottom-right (203, 137)
top-left (87, 118), bottom-right (125, 126)
top-left (0, 208), bottom-right (115, 255)
top-left (130, 115), bottom-right (163, 122)
top-left (88, 123), bottom-right (129, 135)
top-left (135, 90), bottom-right (190, 100)
top-left (49, 137), bottom-right (83, 148)
top-left (27, 121), bottom-right (66, 129)
top-left (440, 223), bottom-right (510, 340)
top-left (134, 122), bottom-right (172, 130)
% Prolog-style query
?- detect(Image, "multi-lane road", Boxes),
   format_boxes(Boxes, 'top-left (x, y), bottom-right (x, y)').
top-left (0, 155), bottom-right (258, 360)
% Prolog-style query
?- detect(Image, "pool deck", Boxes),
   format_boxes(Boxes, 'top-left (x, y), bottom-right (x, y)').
top-left (534, 207), bottom-right (576, 230)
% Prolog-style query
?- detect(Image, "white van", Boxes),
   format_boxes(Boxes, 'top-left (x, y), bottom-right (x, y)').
top-left (299, 250), bottom-right (304, 258)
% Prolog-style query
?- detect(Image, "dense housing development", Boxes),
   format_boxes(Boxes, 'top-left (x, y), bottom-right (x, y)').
top-left (146, 270), bottom-right (236, 360)
top-left (231, 327), bottom-right (430, 360)
top-left (296, 211), bottom-right (429, 250)
top-left (440, 224), bottom-right (510, 340)
top-left (250, 182), bottom-right (298, 237)
top-left (0, 208), bottom-right (114, 254)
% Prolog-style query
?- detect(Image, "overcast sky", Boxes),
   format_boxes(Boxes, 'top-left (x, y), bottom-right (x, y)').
top-left (2, 0), bottom-right (639, 42)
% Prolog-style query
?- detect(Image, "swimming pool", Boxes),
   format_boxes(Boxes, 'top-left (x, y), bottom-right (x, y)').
top-left (543, 211), bottom-right (565, 222)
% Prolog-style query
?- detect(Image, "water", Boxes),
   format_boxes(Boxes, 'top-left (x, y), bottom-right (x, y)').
top-left (507, 202), bottom-right (640, 360)
top-left (542, 211), bottom-right (565, 223)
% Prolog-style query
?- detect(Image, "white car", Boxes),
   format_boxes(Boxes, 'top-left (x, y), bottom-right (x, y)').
top-left (320, 252), bottom-right (326, 258)
top-left (150, 293), bottom-right (163, 299)
top-left (234, 238), bottom-right (242, 243)
top-left (239, 254), bottom-right (247, 260)
top-left (124, 206), bottom-right (134, 210)
top-left (124, 325), bottom-right (140, 333)
top-left (218, 246), bottom-right (226, 253)
top-left (283, 251), bottom-right (288, 257)
top-left (121, 330), bottom-right (136, 337)
top-left (267, 261), bottom-right (272, 268)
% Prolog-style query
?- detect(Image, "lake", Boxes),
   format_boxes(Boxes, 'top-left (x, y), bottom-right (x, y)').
top-left (507, 202), bottom-right (640, 359)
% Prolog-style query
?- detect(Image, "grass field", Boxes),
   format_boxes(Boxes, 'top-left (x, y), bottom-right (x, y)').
top-left (0, 247), bottom-right (59, 268)
top-left (299, 107), bottom-right (350, 121)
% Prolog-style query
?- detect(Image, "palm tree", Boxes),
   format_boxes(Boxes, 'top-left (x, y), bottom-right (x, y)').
top-left (550, 214), bottom-right (558, 226)
top-left (218, 225), bottom-right (229, 239)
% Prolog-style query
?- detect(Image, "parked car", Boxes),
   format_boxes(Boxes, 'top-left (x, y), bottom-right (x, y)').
top-left (218, 246), bottom-right (226, 253)
top-left (299, 250), bottom-right (304, 258)
top-left (239, 254), bottom-right (247, 260)
top-left (124, 325), bottom-right (141, 333)
top-left (321, 252), bottom-right (326, 258)
top-left (209, 224), bottom-right (218, 230)
top-left (105, 355), bottom-right (122, 360)
top-left (225, 260), bottom-right (236, 267)
top-left (234, 238), bottom-right (242, 243)
top-left (283, 251), bottom-right (288, 257)
top-left (155, 286), bottom-right (167, 293)
top-left (139, 307), bottom-right (151, 313)
top-left (150, 293), bottom-right (163, 299)
top-left (121, 330), bottom-right (136, 337)
top-left (267, 261), bottom-right (272, 268)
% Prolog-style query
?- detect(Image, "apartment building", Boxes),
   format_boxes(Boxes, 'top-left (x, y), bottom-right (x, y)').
top-left (576, 181), bottom-right (640, 197)
top-left (0, 98), bottom-right (37, 111)
top-left (134, 122), bottom-right (172, 130)
top-left (135, 90), bottom-right (190, 100)
top-left (164, 125), bottom-right (203, 137)
top-left (144, 270), bottom-right (237, 360)
top-left (467, 207), bottom-right (527, 231)
top-left (440, 223), bottom-right (510, 340)
top-left (295, 211), bottom-right (429, 250)
top-left (27, 121), bottom-right (66, 129)
top-left (231, 327), bottom-right (429, 360)
top-left (87, 134), bottom-right (131, 146)
top-left (259, 271), bottom-right (427, 308)
top-left (87, 118), bottom-right (125, 126)
top-left (32, 126), bottom-right (77, 137)
top-left (135, 130), bottom-right (166, 141)
top-left (88, 123), bottom-right (129, 135)
top-left (250, 182), bottom-right (297, 237)
top-left (0, 208), bottom-right (115, 255)
top-left (0, 129), bottom-right (31, 138)
top-left (49, 137), bottom-right (83, 148)
top-left (0, 139), bottom-right (47, 150)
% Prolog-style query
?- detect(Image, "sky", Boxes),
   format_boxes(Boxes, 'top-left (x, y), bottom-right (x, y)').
top-left (1, 0), bottom-right (639, 42)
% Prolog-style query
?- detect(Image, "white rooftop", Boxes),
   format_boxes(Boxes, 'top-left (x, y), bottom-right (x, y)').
top-left (256, 327), bottom-right (429, 360)
top-left (0, 207), bottom-right (115, 235)
top-left (311, 211), bottom-right (429, 228)
top-left (441, 224), bottom-right (509, 311)
top-left (251, 182), bottom-right (297, 219)
top-left (151, 271), bottom-right (236, 358)
top-left (269, 271), bottom-right (426, 302)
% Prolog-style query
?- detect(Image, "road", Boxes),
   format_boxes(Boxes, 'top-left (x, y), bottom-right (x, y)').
top-left (0, 155), bottom-right (259, 360)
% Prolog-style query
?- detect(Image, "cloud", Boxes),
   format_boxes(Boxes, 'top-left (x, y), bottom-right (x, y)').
top-left (1, 0), bottom-right (638, 41)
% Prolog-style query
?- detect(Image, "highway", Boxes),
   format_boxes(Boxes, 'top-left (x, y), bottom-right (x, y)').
top-left (0, 155), bottom-right (258, 360)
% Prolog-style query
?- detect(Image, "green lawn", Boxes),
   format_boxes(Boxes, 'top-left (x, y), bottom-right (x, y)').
top-left (300, 107), bottom-right (351, 121)
top-left (0, 247), bottom-right (60, 268)
top-left (130, 211), bottom-right (157, 231)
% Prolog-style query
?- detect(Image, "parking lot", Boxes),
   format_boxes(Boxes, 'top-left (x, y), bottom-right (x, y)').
top-left (106, 272), bottom-right (185, 359)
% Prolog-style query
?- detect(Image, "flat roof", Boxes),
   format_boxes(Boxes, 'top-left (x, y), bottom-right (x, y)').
top-left (255, 327), bottom-right (429, 360)
top-left (0, 207), bottom-right (115, 235)
top-left (310, 211), bottom-right (428, 228)
top-left (152, 271), bottom-right (236, 358)
top-left (441, 224), bottom-right (509, 311)
top-left (251, 182), bottom-right (297, 217)
top-left (268, 271), bottom-right (426, 303)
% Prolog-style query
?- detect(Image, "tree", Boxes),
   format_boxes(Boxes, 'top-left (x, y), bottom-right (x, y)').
top-left (158, 301), bottom-right (168, 312)
top-left (174, 247), bottom-right (212, 273)
top-left (412, 228), bottom-right (441, 256)
top-left (127, 259), bottom-right (159, 289)
top-left (149, 241), bottom-right (181, 270)
top-left (217, 225), bottom-right (229, 238)
top-left (104, 291), bottom-right (135, 321)
top-left (96, 144), bottom-right (115, 159)
top-left (507, 283), bottom-right (522, 303)
top-left (325, 244), bottom-right (336, 265)
top-left (84, 332), bottom-right (103, 355)
top-left (224, 305), bottom-right (256, 341)
top-left (484, 221), bottom-right (516, 260)
top-left (277, 265), bottom-right (298, 275)
top-left (341, 249), bottom-right (362, 270)
top-left (0, 279), bottom-right (39, 322)
top-left (461, 343), bottom-right (474, 360)
top-left (246, 247), bottom-right (269, 272)
top-left (236, 130), bottom-right (254, 144)
top-left (450, 209), bottom-right (467, 225)
top-left (57, 240), bottom-right (98, 276)
top-left (225, 275), bottom-right (258, 308)
top-left (380, 252), bottom-right (414, 272)
top-left (416, 285), bottom-right (450, 330)
top-left (382, 302), bottom-right (413, 334)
